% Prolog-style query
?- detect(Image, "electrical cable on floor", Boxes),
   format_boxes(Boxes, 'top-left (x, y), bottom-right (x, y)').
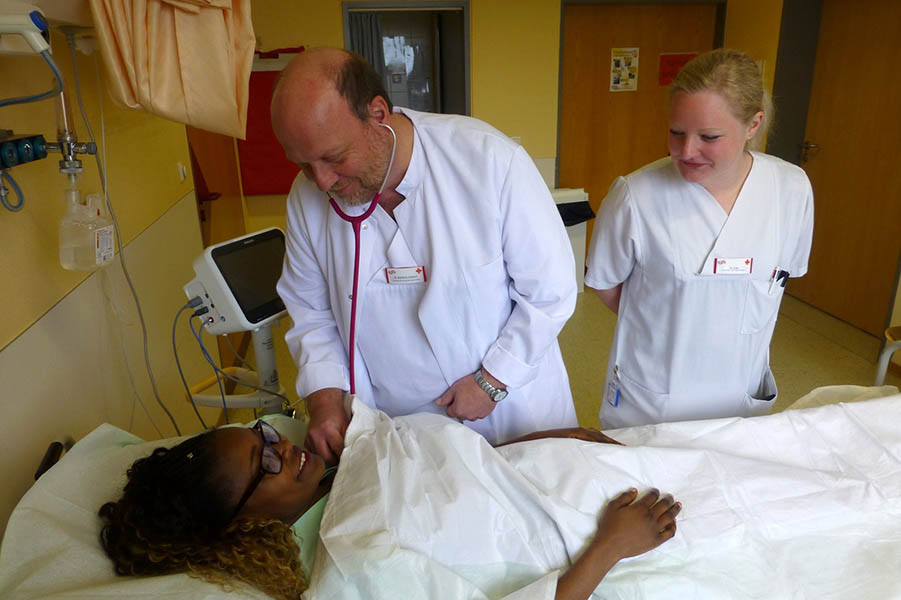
top-left (67, 33), bottom-right (181, 437)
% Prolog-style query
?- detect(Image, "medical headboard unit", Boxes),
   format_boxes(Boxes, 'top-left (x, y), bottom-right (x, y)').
top-left (185, 228), bottom-right (287, 335)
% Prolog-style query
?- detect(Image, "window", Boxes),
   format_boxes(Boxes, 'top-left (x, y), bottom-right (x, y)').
top-left (344, 2), bottom-right (470, 115)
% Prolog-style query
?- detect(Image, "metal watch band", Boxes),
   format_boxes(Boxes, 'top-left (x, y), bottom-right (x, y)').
top-left (474, 368), bottom-right (507, 402)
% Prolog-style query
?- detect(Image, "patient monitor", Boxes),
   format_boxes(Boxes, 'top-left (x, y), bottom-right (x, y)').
top-left (185, 227), bottom-right (287, 335)
top-left (183, 228), bottom-right (288, 413)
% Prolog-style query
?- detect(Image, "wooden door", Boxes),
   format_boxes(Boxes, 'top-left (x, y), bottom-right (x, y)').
top-left (559, 3), bottom-right (717, 244)
top-left (787, 0), bottom-right (901, 337)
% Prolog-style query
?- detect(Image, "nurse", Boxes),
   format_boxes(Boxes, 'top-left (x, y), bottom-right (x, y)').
top-left (271, 48), bottom-right (578, 458)
top-left (586, 49), bottom-right (814, 428)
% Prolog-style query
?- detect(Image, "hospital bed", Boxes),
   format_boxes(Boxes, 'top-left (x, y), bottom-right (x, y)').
top-left (1, 385), bottom-right (900, 599)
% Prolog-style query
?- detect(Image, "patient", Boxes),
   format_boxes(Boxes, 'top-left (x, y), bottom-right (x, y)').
top-left (99, 420), bottom-right (681, 600)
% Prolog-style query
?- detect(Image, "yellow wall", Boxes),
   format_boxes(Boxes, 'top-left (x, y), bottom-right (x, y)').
top-left (723, 0), bottom-right (784, 94)
top-left (470, 0), bottom-right (560, 157)
top-left (249, 0), bottom-right (561, 160)
top-left (251, 0), bottom-right (343, 49)
top-left (251, 0), bottom-right (786, 181)
top-left (0, 30), bottom-right (193, 351)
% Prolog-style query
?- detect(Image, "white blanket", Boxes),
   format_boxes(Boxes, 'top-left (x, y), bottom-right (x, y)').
top-left (2, 395), bottom-right (900, 599)
top-left (308, 396), bottom-right (901, 599)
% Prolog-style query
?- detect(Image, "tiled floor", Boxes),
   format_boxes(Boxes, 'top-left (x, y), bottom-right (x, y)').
top-left (560, 291), bottom-right (901, 428)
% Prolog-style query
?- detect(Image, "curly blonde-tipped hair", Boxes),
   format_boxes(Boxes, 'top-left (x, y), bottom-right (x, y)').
top-left (99, 431), bottom-right (308, 600)
top-left (670, 48), bottom-right (773, 151)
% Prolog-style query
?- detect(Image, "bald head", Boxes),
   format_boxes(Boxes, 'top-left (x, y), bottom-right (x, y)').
top-left (273, 47), bottom-right (346, 103)
top-left (271, 48), bottom-right (393, 141)
top-left (268, 48), bottom-right (401, 203)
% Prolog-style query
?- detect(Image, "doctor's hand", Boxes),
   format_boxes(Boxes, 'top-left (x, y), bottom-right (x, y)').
top-left (435, 372), bottom-right (499, 421)
top-left (304, 388), bottom-right (349, 466)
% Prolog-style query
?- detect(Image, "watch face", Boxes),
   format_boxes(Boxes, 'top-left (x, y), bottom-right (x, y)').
top-left (493, 389), bottom-right (508, 402)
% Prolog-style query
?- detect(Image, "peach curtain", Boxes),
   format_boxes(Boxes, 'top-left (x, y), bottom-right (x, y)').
top-left (88, 0), bottom-right (254, 138)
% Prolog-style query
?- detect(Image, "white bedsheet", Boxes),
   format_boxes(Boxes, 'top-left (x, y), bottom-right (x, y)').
top-left (2, 394), bottom-right (900, 599)
top-left (308, 396), bottom-right (901, 599)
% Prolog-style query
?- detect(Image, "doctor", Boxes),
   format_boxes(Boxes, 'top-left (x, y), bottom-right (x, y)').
top-left (272, 48), bottom-right (578, 459)
top-left (586, 49), bottom-right (814, 428)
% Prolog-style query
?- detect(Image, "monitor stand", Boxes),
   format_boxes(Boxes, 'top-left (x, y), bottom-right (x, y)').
top-left (190, 324), bottom-right (285, 415)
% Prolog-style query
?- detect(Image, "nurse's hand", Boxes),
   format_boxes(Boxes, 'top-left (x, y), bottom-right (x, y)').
top-left (435, 372), bottom-right (498, 421)
top-left (304, 388), bottom-right (348, 466)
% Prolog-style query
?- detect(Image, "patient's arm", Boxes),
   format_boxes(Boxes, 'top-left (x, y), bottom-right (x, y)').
top-left (555, 488), bottom-right (680, 600)
top-left (499, 427), bottom-right (623, 446)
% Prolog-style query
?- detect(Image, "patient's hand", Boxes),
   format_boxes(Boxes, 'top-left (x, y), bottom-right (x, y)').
top-left (595, 488), bottom-right (680, 559)
top-left (305, 388), bottom-right (349, 465)
top-left (553, 488), bottom-right (680, 599)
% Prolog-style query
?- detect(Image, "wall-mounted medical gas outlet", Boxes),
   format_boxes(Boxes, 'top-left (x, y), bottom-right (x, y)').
top-left (0, 3), bottom-right (50, 55)
top-left (0, 130), bottom-right (48, 168)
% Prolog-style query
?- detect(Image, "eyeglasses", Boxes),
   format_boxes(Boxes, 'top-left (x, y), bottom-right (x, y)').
top-left (231, 420), bottom-right (283, 520)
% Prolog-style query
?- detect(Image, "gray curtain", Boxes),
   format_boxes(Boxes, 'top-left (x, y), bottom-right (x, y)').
top-left (348, 12), bottom-right (386, 79)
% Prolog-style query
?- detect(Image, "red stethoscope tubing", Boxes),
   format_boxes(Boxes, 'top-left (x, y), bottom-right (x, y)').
top-left (328, 194), bottom-right (379, 394)
top-left (327, 122), bottom-right (397, 395)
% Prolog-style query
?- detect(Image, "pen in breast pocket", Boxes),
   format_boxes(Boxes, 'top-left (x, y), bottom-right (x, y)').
top-left (769, 268), bottom-right (790, 294)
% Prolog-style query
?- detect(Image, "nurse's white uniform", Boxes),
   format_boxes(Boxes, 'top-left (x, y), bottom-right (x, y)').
top-left (585, 153), bottom-right (813, 428)
top-left (278, 108), bottom-right (578, 444)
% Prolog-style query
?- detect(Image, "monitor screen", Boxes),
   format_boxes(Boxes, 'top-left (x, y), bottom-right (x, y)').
top-left (211, 229), bottom-right (286, 325)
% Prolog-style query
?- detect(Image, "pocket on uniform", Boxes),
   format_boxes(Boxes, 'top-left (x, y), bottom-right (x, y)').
top-left (740, 278), bottom-right (784, 334)
top-left (462, 254), bottom-right (511, 331)
top-left (742, 366), bottom-right (778, 417)
top-left (601, 367), bottom-right (670, 428)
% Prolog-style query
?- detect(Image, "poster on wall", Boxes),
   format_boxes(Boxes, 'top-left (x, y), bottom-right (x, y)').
top-left (658, 52), bottom-right (697, 86)
top-left (610, 47), bottom-right (639, 92)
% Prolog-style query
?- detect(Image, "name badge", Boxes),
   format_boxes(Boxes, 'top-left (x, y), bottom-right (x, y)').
top-left (607, 368), bottom-right (620, 407)
top-left (713, 257), bottom-right (753, 275)
top-left (385, 266), bottom-right (427, 284)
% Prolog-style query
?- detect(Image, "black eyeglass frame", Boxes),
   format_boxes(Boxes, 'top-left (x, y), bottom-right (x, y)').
top-left (230, 420), bottom-right (283, 520)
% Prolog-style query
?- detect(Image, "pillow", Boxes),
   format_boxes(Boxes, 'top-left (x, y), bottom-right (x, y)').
top-left (0, 415), bottom-right (306, 600)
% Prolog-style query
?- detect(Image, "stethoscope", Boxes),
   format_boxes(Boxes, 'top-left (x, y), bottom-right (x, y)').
top-left (327, 122), bottom-right (397, 394)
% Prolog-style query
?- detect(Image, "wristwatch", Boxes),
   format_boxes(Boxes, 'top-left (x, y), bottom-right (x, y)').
top-left (474, 368), bottom-right (508, 402)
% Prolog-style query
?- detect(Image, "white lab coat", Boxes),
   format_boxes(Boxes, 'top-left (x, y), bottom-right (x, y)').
top-left (586, 153), bottom-right (814, 428)
top-left (277, 108), bottom-right (578, 444)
